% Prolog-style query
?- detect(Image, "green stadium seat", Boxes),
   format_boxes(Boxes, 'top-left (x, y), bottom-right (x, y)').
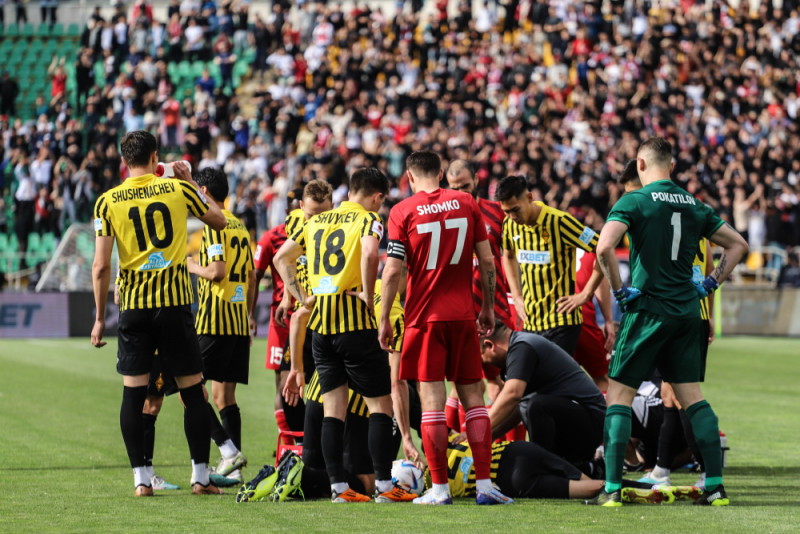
top-left (5, 24), bottom-right (19, 38)
top-left (0, 233), bottom-right (8, 251)
top-left (36, 23), bottom-right (51, 37)
top-left (66, 23), bottom-right (81, 38)
top-left (27, 233), bottom-right (41, 252)
top-left (51, 23), bottom-right (64, 37)
top-left (21, 23), bottom-right (35, 38)
top-left (41, 233), bottom-right (56, 252)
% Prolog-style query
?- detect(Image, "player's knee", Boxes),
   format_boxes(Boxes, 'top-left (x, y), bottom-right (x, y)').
top-left (143, 396), bottom-right (163, 415)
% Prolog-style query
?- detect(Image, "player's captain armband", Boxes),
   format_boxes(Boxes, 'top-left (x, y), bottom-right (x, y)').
top-left (387, 240), bottom-right (405, 260)
top-left (579, 227), bottom-right (596, 245)
top-left (371, 219), bottom-right (384, 239)
top-left (517, 250), bottom-right (550, 264)
top-left (94, 218), bottom-right (103, 231)
top-left (208, 243), bottom-right (224, 258)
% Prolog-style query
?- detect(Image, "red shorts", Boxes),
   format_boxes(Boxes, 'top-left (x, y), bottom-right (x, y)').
top-left (573, 323), bottom-right (609, 379)
top-left (400, 320), bottom-right (483, 383)
top-left (265, 306), bottom-right (290, 370)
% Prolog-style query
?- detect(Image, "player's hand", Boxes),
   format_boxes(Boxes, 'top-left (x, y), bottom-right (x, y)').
top-left (477, 306), bottom-right (494, 336)
top-left (186, 256), bottom-right (199, 275)
top-left (693, 275), bottom-right (719, 298)
top-left (249, 314), bottom-right (258, 338)
top-left (274, 298), bottom-right (292, 328)
top-left (302, 295), bottom-right (316, 311)
top-left (451, 432), bottom-right (467, 445)
top-left (513, 299), bottom-right (527, 325)
top-left (91, 319), bottom-right (107, 348)
top-left (612, 286), bottom-right (641, 312)
top-left (556, 293), bottom-right (589, 314)
top-left (378, 316), bottom-right (393, 351)
top-left (345, 290), bottom-right (374, 314)
top-left (707, 317), bottom-right (715, 345)
top-left (282, 369), bottom-right (305, 407)
top-left (403, 436), bottom-right (425, 470)
top-left (172, 160), bottom-right (193, 182)
top-left (603, 321), bottom-right (616, 353)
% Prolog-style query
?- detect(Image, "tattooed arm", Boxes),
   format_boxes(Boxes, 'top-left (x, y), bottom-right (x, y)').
top-left (475, 238), bottom-right (496, 335)
top-left (274, 238), bottom-right (311, 307)
top-left (708, 222), bottom-right (749, 284)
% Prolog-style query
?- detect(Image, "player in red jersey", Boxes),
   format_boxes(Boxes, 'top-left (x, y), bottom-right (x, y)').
top-left (556, 249), bottom-right (616, 391)
top-left (380, 150), bottom-right (513, 506)
top-left (253, 182), bottom-right (332, 439)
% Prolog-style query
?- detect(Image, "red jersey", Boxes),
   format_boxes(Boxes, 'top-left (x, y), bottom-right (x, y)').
top-left (254, 223), bottom-right (287, 307)
top-left (387, 188), bottom-right (487, 328)
top-left (574, 249), bottom-right (598, 329)
top-left (472, 198), bottom-right (514, 328)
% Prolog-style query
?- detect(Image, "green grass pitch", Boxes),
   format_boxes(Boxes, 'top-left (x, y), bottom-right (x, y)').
top-left (0, 336), bottom-right (798, 533)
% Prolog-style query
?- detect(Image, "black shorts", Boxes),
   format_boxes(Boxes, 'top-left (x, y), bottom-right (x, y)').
top-left (198, 334), bottom-right (250, 384)
top-left (280, 327), bottom-right (317, 383)
top-left (495, 441), bottom-right (585, 499)
top-left (312, 329), bottom-right (390, 398)
top-left (526, 324), bottom-right (582, 356)
top-left (117, 306), bottom-right (201, 378)
top-left (147, 353), bottom-right (179, 397)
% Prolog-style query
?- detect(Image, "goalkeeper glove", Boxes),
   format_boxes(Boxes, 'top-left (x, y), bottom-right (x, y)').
top-left (693, 275), bottom-right (719, 298)
top-left (613, 286), bottom-right (642, 312)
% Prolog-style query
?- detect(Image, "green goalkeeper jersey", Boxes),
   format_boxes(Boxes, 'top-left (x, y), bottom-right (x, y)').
top-left (607, 180), bottom-right (724, 318)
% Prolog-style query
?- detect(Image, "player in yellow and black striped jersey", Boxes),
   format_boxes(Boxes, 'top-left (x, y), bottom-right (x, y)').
top-left (188, 167), bottom-right (256, 459)
top-left (90, 131), bottom-right (227, 495)
top-left (421, 434), bottom-right (632, 500)
top-left (274, 167), bottom-right (399, 501)
top-left (496, 176), bottom-right (599, 356)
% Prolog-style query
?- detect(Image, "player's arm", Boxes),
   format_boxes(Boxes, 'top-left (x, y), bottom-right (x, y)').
top-left (594, 276), bottom-right (616, 352)
top-left (502, 248), bottom-right (526, 324)
top-left (188, 258), bottom-right (226, 282)
top-left (379, 257), bottom-right (403, 351)
top-left (595, 221), bottom-right (628, 291)
top-left (389, 349), bottom-right (423, 468)
top-left (704, 240), bottom-right (715, 344)
top-left (274, 238), bottom-right (312, 308)
top-left (91, 235), bottom-right (115, 348)
top-left (283, 305), bottom-right (311, 407)
top-left (357, 234), bottom-right (379, 312)
top-left (246, 268), bottom-right (257, 322)
top-left (705, 222), bottom-right (749, 290)
top-left (556, 260), bottom-right (604, 314)
top-left (488, 378), bottom-right (526, 439)
top-left (475, 238), bottom-right (496, 335)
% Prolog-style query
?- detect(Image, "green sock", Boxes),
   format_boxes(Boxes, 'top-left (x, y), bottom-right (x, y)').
top-left (604, 404), bottom-right (632, 493)
top-left (686, 400), bottom-right (723, 490)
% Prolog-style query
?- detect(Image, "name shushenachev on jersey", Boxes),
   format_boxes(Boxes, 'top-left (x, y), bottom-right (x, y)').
top-left (110, 182), bottom-right (176, 203)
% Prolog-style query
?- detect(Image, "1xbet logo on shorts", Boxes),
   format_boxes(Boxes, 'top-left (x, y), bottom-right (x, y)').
top-left (517, 250), bottom-right (551, 264)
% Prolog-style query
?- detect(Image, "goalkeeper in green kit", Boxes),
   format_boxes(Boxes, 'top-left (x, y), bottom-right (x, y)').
top-left (588, 138), bottom-right (748, 507)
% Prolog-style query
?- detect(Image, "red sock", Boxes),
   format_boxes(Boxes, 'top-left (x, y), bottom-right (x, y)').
top-left (464, 406), bottom-right (492, 480)
top-left (458, 402), bottom-right (466, 433)
top-left (505, 422), bottom-right (526, 442)
top-left (421, 411), bottom-right (449, 485)
top-left (275, 409), bottom-right (293, 444)
top-left (445, 397), bottom-right (460, 432)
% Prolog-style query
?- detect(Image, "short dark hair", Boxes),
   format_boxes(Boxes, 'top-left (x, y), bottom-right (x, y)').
top-left (120, 130), bottom-right (158, 168)
top-left (406, 150), bottom-right (442, 178)
top-left (447, 159), bottom-right (474, 178)
top-left (287, 186), bottom-right (304, 206)
top-left (495, 175), bottom-right (529, 202)
top-left (638, 137), bottom-right (673, 168)
top-left (619, 159), bottom-right (640, 186)
top-left (479, 320), bottom-right (510, 345)
top-left (304, 179), bottom-right (333, 203)
top-left (194, 167), bottom-right (229, 202)
top-left (350, 167), bottom-right (389, 196)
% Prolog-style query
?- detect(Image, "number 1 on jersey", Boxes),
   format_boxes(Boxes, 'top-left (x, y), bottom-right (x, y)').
top-left (670, 211), bottom-right (681, 261)
top-left (417, 217), bottom-right (467, 270)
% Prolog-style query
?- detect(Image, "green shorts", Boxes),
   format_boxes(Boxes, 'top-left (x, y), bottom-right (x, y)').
top-left (609, 311), bottom-right (706, 389)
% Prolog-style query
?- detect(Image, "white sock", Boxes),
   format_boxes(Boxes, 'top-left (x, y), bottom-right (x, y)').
top-left (133, 467), bottom-right (150, 488)
top-left (192, 461), bottom-right (210, 486)
top-left (219, 439), bottom-right (239, 459)
top-left (475, 478), bottom-right (494, 493)
top-left (145, 465), bottom-right (155, 480)
top-left (331, 481), bottom-right (349, 494)
top-left (651, 466), bottom-right (670, 479)
top-left (432, 483), bottom-right (450, 497)
top-left (375, 479), bottom-right (393, 493)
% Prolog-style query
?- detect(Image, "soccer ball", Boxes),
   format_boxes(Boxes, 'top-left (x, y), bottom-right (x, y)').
top-left (391, 459), bottom-right (425, 496)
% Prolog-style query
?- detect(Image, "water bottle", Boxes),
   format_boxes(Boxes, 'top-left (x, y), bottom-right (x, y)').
top-left (156, 161), bottom-right (192, 178)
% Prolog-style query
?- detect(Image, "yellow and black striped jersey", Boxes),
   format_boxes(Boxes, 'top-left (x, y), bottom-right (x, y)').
top-left (374, 279), bottom-right (404, 352)
top-left (502, 202), bottom-right (598, 331)
top-left (304, 369), bottom-right (369, 418)
top-left (195, 209), bottom-right (254, 336)
top-left (285, 209), bottom-right (313, 313)
top-left (94, 174), bottom-right (210, 311)
top-left (693, 238), bottom-right (710, 321)
top-left (423, 435), bottom-right (510, 497)
top-left (290, 201), bottom-right (384, 335)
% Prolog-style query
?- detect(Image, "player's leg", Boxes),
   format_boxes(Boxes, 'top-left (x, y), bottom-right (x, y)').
top-left (142, 394), bottom-right (162, 483)
top-left (445, 388), bottom-right (461, 433)
top-left (641, 381), bottom-right (678, 485)
top-left (494, 441), bottom-right (587, 499)
top-left (267, 311), bottom-right (294, 442)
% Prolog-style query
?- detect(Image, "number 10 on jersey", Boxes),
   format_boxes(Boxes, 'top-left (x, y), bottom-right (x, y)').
top-left (417, 217), bottom-right (467, 270)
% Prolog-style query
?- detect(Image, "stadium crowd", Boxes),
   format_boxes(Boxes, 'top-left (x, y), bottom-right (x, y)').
top-left (2, 0), bottom-right (800, 277)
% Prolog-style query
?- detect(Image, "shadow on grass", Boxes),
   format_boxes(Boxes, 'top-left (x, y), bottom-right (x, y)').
top-left (0, 463), bottom-right (186, 472)
top-left (724, 466), bottom-right (800, 476)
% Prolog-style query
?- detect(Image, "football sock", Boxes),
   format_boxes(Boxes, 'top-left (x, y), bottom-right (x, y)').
top-left (282, 396), bottom-right (306, 432)
top-left (476, 478), bottom-right (494, 493)
top-left (368, 412), bottom-right (394, 483)
top-left (275, 408), bottom-right (294, 444)
top-left (655, 406), bottom-right (680, 471)
top-left (181, 383), bottom-right (211, 465)
top-left (679, 408), bottom-right (705, 470)
top-left (321, 417), bottom-right (346, 484)
top-left (120, 386), bottom-right (148, 468)
top-left (191, 461), bottom-right (210, 486)
top-left (421, 411), bottom-right (449, 485)
top-left (219, 439), bottom-right (238, 459)
top-left (133, 466), bottom-right (150, 488)
top-left (445, 396), bottom-right (460, 432)
top-left (142, 413), bottom-right (157, 467)
top-left (432, 483), bottom-right (450, 497)
top-left (458, 402), bottom-right (466, 433)
top-left (464, 406), bottom-right (492, 480)
top-left (331, 481), bottom-right (349, 494)
top-left (220, 403), bottom-right (242, 451)
top-left (145, 465), bottom-right (155, 480)
top-left (207, 403), bottom-right (229, 446)
top-left (604, 404), bottom-right (632, 493)
top-left (301, 465), bottom-right (331, 497)
top-left (685, 400), bottom-right (722, 490)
